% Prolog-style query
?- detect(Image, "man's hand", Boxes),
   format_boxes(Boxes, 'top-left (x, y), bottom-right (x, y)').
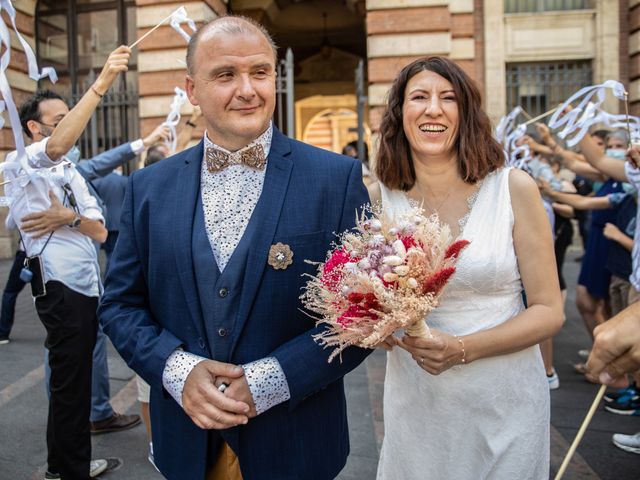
top-left (182, 360), bottom-right (250, 430)
top-left (603, 223), bottom-right (623, 242)
top-left (20, 190), bottom-right (75, 237)
top-left (215, 375), bottom-right (258, 418)
top-left (587, 302), bottom-right (640, 384)
top-left (142, 123), bottom-right (171, 148)
top-left (535, 123), bottom-right (553, 144)
top-left (93, 45), bottom-right (131, 95)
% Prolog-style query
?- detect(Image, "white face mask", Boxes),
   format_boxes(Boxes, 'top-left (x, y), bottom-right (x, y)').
top-left (606, 149), bottom-right (626, 161)
top-left (65, 145), bottom-right (81, 164)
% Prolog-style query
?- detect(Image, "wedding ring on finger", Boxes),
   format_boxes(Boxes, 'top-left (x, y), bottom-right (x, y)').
top-left (218, 383), bottom-right (229, 393)
top-left (420, 357), bottom-right (425, 365)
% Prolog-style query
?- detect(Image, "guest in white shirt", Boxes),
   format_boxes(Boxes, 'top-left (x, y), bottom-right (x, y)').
top-left (3, 45), bottom-right (130, 480)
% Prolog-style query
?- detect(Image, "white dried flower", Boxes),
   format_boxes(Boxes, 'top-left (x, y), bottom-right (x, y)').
top-left (383, 272), bottom-right (399, 282)
top-left (382, 255), bottom-right (403, 266)
top-left (392, 239), bottom-right (407, 256)
top-left (394, 265), bottom-right (410, 276)
top-left (407, 278), bottom-right (419, 289)
top-left (357, 258), bottom-right (372, 270)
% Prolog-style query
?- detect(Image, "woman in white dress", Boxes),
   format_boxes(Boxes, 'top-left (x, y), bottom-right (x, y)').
top-left (368, 57), bottom-right (563, 479)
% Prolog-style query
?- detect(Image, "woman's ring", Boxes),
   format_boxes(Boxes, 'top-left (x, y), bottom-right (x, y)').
top-left (420, 357), bottom-right (424, 365)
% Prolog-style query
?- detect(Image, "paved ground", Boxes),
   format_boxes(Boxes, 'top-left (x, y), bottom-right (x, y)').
top-left (1, 248), bottom-right (639, 479)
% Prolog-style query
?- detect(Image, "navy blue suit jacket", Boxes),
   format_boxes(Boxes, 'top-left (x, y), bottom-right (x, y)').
top-left (98, 129), bottom-right (371, 479)
top-left (91, 173), bottom-right (127, 231)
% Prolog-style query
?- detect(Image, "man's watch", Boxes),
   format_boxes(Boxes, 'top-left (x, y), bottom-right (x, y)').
top-left (68, 213), bottom-right (82, 229)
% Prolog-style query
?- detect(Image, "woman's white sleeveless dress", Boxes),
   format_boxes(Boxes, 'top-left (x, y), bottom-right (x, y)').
top-left (376, 168), bottom-right (550, 480)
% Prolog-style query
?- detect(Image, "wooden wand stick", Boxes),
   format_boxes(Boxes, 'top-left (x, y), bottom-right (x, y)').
top-left (554, 384), bottom-right (606, 480)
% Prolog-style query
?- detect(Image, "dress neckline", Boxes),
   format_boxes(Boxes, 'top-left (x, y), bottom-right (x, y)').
top-left (402, 177), bottom-right (486, 239)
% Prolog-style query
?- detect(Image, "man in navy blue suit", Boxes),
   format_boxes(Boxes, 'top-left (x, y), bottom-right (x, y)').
top-left (99, 15), bottom-right (371, 480)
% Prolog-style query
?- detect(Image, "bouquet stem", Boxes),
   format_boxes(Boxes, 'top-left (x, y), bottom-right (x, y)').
top-left (405, 320), bottom-right (431, 338)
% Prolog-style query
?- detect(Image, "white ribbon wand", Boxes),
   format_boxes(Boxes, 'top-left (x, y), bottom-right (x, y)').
top-left (495, 106), bottom-right (523, 144)
top-left (548, 81), bottom-right (627, 147)
top-left (130, 6), bottom-right (195, 49)
top-left (0, 0), bottom-right (57, 184)
top-left (554, 384), bottom-right (606, 480)
top-left (169, 6), bottom-right (196, 43)
top-left (163, 87), bottom-right (188, 154)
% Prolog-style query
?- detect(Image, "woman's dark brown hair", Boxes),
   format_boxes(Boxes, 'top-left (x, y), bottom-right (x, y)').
top-left (375, 56), bottom-right (504, 190)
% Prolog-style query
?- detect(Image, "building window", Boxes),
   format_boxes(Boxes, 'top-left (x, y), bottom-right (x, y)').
top-left (505, 61), bottom-right (592, 117)
top-left (504, 0), bottom-right (593, 13)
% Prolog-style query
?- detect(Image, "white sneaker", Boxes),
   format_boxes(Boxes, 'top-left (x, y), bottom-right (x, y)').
top-left (90, 459), bottom-right (108, 477)
top-left (612, 432), bottom-right (640, 454)
top-left (547, 369), bottom-right (560, 390)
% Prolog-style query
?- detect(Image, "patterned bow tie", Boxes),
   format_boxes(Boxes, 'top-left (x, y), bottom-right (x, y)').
top-left (205, 144), bottom-right (267, 173)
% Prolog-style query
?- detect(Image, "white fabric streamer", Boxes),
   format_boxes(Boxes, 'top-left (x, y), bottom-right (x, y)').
top-left (169, 6), bottom-right (196, 43)
top-left (548, 80), bottom-right (627, 147)
top-left (504, 123), bottom-right (532, 169)
top-left (164, 87), bottom-right (188, 154)
top-left (0, 0), bottom-right (57, 203)
top-left (495, 107), bottom-right (522, 144)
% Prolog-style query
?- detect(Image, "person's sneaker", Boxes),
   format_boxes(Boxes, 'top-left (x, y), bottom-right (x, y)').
top-left (90, 459), bottom-right (108, 477)
top-left (90, 412), bottom-right (141, 434)
top-left (547, 369), bottom-right (560, 390)
top-left (44, 459), bottom-right (108, 479)
top-left (612, 432), bottom-right (640, 454)
top-left (0, 337), bottom-right (9, 345)
top-left (604, 384), bottom-right (637, 404)
top-left (148, 442), bottom-right (159, 472)
top-left (604, 393), bottom-right (640, 415)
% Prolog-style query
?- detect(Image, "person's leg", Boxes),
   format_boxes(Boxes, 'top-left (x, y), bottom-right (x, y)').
top-left (0, 250), bottom-right (27, 340)
top-left (136, 375), bottom-right (152, 441)
top-left (576, 285), bottom-right (605, 339)
top-left (36, 281), bottom-right (97, 479)
top-left (90, 326), bottom-right (113, 423)
top-left (540, 338), bottom-right (554, 376)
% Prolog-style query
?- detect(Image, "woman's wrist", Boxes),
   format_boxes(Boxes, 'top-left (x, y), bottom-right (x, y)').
top-left (454, 335), bottom-right (467, 365)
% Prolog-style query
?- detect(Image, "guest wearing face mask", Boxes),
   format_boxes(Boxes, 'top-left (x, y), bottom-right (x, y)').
top-left (560, 131), bottom-right (628, 360)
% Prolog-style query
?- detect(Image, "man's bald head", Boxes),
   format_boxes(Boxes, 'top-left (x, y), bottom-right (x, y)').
top-left (186, 15), bottom-right (278, 75)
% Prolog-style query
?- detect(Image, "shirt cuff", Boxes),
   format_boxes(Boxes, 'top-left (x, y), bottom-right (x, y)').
top-left (162, 350), bottom-right (207, 407)
top-left (241, 357), bottom-right (290, 415)
top-left (130, 139), bottom-right (145, 155)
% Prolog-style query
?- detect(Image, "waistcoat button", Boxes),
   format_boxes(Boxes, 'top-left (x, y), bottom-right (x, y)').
top-left (218, 328), bottom-right (227, 337)
top-left (218, 288), bottom-right (228, 298)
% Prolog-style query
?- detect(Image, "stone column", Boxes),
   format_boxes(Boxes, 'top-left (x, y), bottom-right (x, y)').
top-left (482, 0), bottom-right (506, 124)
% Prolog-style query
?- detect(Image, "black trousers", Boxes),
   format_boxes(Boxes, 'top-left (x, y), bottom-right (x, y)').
top-left (36, 281), bottom-right (98, 480)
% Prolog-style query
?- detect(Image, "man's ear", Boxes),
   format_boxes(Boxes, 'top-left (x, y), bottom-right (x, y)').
top-left (26, 119), bottom-right (39, 138)
top-left (185, 75), bottom-right (199, 106)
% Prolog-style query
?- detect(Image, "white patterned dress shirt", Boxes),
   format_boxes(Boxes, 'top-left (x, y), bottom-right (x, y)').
top-left (162, 124), bottom-right (291, 414)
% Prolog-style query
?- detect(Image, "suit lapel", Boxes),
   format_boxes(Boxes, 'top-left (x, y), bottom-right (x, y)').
top-left (172, 141), bottom-right (208, 344)
top-left (230, 129), bottom-right (293, 355)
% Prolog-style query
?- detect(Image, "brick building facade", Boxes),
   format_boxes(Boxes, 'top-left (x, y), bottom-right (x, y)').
top-left (0, 0), bottom-right (634, 258)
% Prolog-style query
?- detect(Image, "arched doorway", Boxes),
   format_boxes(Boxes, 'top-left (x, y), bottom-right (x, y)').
top-left (299, 97), bottom-right (371, 158)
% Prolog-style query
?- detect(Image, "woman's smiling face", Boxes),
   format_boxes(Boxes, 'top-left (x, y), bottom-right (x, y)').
top-left (402, 69), bottom-right (459, 162)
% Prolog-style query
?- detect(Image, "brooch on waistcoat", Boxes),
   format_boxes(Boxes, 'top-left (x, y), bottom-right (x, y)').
top-left (268, 243), bottom-right (293, 270)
